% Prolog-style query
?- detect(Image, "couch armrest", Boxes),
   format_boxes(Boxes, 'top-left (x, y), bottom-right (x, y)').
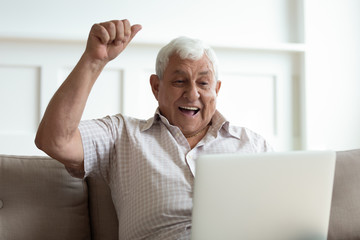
top-left (328, 149), bottom-right (360, 240)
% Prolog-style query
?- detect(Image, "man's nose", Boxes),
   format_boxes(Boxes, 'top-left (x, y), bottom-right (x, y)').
top-left (184, 83), bottom-right (200, 101)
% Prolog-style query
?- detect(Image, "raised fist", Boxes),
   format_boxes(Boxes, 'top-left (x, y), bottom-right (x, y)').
top-left (84, 19), bottom-right (142, 62)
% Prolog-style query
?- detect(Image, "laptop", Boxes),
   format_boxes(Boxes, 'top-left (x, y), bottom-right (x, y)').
top-left (191, 151), bottom-right (336, 240)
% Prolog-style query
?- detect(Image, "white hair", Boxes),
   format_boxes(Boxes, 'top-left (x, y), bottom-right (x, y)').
top-left (155, 36), bottom-right (219, 80)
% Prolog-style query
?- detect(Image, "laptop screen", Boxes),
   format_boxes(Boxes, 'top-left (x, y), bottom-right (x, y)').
top-left (191, 151), bottom-right (336, 240)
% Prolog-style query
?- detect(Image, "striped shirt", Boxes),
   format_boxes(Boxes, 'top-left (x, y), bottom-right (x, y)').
top-left (79, 109), bottom-right (272, 240)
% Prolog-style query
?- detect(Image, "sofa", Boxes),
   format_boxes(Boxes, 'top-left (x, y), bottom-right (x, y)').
top-left (0, 149), bottom-right (359, 240)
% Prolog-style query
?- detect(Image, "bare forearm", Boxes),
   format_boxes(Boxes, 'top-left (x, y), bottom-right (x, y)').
top-left (35, 54), bottom-right (105, 161)
top-left (45, 54), bottom-right (105, 134)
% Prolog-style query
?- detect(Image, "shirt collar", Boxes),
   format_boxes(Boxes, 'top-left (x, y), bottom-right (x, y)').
top-left (209, 110), bottom-right (241, 140)
top-left (140, 108), bottom-right (164, 132)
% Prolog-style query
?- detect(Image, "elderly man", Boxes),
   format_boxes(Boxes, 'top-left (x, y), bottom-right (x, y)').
top-left (35, 19), bottom-right (272, 239)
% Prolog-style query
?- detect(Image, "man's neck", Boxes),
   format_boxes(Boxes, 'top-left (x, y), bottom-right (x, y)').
top-left (186, 125), bottom-right (210, 149)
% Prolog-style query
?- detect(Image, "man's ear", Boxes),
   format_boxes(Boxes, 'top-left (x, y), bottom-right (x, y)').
top-left (215, 80), bottom-right (221, 96)
top-left (150, 74), bottom-right (160, 101)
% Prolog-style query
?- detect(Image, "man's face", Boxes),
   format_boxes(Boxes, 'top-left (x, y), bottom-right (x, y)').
top-left (150, 54), bottom-right (221, 136)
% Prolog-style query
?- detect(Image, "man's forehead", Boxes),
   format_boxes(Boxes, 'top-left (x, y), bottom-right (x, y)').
top-left (172, 69), bottom-right (210, 75)
top-left (167, 55), bottom-right (213, 73)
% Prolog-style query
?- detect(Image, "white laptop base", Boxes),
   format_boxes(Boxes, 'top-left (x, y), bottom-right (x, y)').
top-left (191, 151), bottom-right (336, 240)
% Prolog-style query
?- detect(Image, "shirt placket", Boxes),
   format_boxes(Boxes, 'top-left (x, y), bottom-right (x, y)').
top-left (185, 149), bottom-right (197, 177)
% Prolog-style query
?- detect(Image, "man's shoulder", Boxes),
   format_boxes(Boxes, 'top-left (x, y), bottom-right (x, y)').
top-left (226, 124), bottom-right (259, 139)
top-left (226, 124), bottom-right (273, 151)
top-left (213, 111), bottom-right (266, 142)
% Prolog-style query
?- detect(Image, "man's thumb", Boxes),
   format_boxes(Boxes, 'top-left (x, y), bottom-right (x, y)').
top-left (130, 24), bottom-right (142, 41)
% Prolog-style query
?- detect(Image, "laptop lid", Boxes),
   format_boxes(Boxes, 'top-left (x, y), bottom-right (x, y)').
top-left (191, 151), bottom-right (336, 240)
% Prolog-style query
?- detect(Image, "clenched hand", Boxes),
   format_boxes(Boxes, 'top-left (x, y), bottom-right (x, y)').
top-left (84, 19), bottom-right (142, 63)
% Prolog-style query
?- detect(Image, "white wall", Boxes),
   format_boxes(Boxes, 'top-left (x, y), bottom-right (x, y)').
top-left (304, 0), bottom-right (360, 151)
top-left (0, 0), bottom-right (301, 44)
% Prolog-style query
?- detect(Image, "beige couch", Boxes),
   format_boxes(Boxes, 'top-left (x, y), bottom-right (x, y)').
top-left (0, 155), bottom-right (118, 240)
top-left (0, 149), bottom-right (359, 240)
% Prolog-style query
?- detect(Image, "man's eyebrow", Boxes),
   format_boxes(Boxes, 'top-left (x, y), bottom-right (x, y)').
top-left (173, 70), bottom-right (186, 75)
top-left (199, 71), bottom-right (209, 75)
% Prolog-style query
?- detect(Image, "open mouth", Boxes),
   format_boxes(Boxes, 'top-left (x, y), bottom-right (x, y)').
top-left (179, 106), bottom-right (200, 116)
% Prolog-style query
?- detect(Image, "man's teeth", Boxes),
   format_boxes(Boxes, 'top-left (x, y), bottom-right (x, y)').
top-left (180, 106), bottom-right (199, 111)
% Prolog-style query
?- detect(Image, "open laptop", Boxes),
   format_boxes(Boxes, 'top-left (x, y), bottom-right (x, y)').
top-left (191, 151), bottom-right (336, 240)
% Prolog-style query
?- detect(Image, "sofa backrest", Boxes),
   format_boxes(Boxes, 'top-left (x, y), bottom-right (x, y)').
top-left (0, 155), bottom-right (91, 240)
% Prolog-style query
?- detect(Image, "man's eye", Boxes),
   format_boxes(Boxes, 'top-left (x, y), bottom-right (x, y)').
top-left (174, 80), bottom-right (184, 84)
top-left (199, 82), bottom-right (208, 86)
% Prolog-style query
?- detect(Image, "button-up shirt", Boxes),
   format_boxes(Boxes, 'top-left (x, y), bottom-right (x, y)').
top-left (79, 109), bottom-right (272, 240)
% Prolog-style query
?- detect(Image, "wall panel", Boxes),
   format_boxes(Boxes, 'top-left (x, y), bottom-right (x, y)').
top-left (217, 73), bottom-right (276, 143)
top-left (0, 65), bottom-right (40, 134)
top-left (0, 65), bottom-right (42, 155)
top-left (58, 67), bottom-right (124, 120)
top-left (0, 39), bottom-right (302, 154)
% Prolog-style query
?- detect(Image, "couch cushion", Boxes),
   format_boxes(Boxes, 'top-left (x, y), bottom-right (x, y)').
top-left (0, 155), bottom-right (91, 240)
top-left (86, 176), bottom-right (118, 240)
top-left (328, 149), bottom-right (360, 239)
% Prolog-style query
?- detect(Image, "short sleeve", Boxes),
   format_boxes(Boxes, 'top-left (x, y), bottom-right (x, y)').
top-left (78, 115), bottom-right (123, 180)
